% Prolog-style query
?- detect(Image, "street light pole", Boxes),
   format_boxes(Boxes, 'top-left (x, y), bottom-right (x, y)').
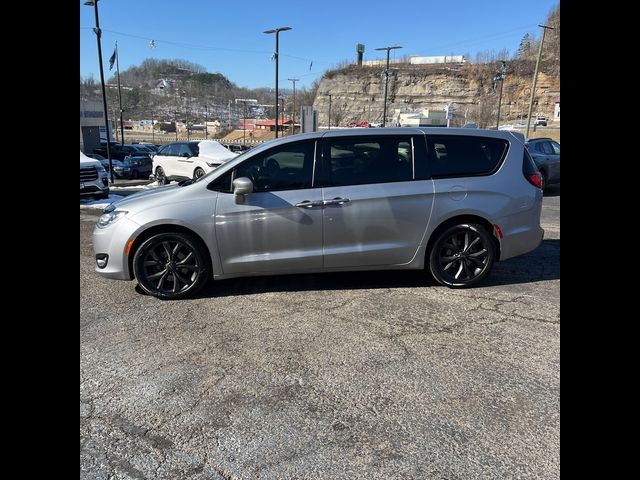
top-left (288, 78), bottom-right (298, 135)
top-left (84, 0), bottom-right (114, 183)
top-left (264, 26), bottom-right (292, 139)
top-left (375, 45), bottom-right (402, 127)
top-left (525, 24), bottom-right (554, 138)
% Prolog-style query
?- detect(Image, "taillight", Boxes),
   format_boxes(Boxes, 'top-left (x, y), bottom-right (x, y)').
top-left (527, 172), bottom-right (543, 189)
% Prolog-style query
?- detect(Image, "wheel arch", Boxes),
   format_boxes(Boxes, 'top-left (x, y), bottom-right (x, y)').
top-left (127, 224), bottom-right (212, 280)
top-left (426, 214), bottom-right (501, 265)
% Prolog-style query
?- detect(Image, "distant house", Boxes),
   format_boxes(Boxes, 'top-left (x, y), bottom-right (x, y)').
top-left (255, 119), bottom-right (292, 132)
top-left (553, 97), bottom-right (560, 121)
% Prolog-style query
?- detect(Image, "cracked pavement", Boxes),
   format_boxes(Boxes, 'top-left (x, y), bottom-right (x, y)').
top-left (80, 187), bottom-right (559, 479)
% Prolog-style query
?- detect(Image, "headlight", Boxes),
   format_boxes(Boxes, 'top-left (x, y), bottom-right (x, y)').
top-left (97, 210), bottom-right (127, 229)
top-left (206, 162), bottom-right (218, 168)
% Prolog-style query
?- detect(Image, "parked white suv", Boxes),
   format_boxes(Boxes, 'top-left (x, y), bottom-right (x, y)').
top-left (152, 140), bottom-right (238, 184)
top-left (80, 151), bottom-right (109, 199)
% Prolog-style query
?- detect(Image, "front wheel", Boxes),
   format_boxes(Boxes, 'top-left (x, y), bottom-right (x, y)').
top-left (429, 223), bottom-right (495, 288)
top-left (193, 167), bottom-right (205, 180)
top-left (133, 232), bottom-right (210, 300)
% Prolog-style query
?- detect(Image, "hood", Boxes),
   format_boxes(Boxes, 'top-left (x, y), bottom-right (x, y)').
top-left (80, 151), bottom-right (102, 169)
top-left (109, 183), bottom-right (183, 211)
top-left (197, 140), bottom-right (238, 163)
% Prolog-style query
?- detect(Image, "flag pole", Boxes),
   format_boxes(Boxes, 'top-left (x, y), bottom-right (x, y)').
top-left (115, 41), bottom-right (125, 145)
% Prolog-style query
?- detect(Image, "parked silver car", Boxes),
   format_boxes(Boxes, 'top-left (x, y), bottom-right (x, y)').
top-left (93, 128), bottom-right (544, 299)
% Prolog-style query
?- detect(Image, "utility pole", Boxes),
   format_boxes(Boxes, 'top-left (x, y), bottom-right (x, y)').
top-left (375, 45), bottom-right (402, 127)
top-left (288, 78), bottom-right (299, 135)
top-left (174, 110), bottom-right (178, 141)
top-left (151, 110), bottom-right (155, 143)
top-left (205, 105), bottom-right (208, 139)
top-left (264, 26), bottom-right (292, 139)
top-left (525, 24), bottom-right (554, 138)
top-left (326, 94), bottom-right (332, 130)
top-left (235, 99), bottom-right (257, 147)
top-left (495, 61), bottom-right (507, 129)
top-left (84, 0), bottom-right (114, 183)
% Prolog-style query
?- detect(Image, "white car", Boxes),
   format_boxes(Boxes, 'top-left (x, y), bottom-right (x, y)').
top-left (80, 151), bottom-right (110, 199)
top-left (152, 140), bottom-right (238, 184)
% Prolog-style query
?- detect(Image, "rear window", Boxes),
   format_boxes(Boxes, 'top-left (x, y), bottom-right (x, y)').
top-left (426, 135), bottom-right (508, 178)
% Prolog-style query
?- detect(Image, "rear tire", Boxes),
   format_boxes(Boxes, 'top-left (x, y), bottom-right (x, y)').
top-left (155, 166), bottom-right (168, 185)
top-left (429, 223), bottom-right (495, 288)
top-left (133, 232), bottom-right (210, 300)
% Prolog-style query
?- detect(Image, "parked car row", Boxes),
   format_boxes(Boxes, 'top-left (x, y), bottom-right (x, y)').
top-left (93, 128), bottom-right (544, 300)
top-left (80, 151), bottom-right (109, 200)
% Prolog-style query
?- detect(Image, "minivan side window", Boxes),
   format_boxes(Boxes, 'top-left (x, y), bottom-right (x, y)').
top-left (426, 135), bottom-right (508, 178)
top-left (326, 137), bottom-right (413, 186)
top-left (233, 140), bottom-right (315, 192)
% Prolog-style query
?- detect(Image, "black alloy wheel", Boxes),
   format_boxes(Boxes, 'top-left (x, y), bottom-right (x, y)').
top-left (193, 167), bottom-right (205, 180)
top-left (429, 223), bottom-right (495, 288)
top-left (133, 232), bottom-right (210, 299)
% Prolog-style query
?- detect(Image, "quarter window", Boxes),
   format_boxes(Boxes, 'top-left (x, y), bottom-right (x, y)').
top-left (427, 135), bottom-right (508, 178)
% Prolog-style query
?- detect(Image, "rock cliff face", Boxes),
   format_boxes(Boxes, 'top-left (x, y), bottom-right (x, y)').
top-left (312, 64), bottom-right (560, 127)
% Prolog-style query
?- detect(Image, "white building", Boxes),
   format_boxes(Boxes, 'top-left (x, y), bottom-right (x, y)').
top-left (392, 108), bottom-right (447, 127)
top-left (80, 100), bottom-right (114, 153)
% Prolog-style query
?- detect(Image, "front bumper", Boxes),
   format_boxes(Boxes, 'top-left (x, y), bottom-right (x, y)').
top-left (92, 215), bottom-right (141, 280)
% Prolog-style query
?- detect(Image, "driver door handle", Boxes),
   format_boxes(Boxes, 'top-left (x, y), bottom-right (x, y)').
top-left (323, 197), bottom-right (351, 206)
top-left (295, 200), bottom-right (323, 209)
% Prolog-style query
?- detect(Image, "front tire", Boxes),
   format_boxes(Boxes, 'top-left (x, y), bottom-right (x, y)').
top-left (429, 223), bottom-right (495, 288)
top-left (193, 167), bottom-right (205, 180)
top-left (133, 232), bottom-right (210, 300)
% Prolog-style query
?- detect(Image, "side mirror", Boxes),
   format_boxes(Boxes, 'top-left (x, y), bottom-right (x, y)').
top-left (181, 152), bottom-right (191, 158)
top-left (232, 177), bottom-right (253, 204)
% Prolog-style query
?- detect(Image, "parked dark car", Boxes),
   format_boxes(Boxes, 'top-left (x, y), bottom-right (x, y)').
top-left (93, 143), bottom-right (152, 161)
top-left (525, 138), bottom-right (560, 190)
top-left (87, 153), bottom-right (110, 172)
top-left (112, 155), bottom-right (153, 179)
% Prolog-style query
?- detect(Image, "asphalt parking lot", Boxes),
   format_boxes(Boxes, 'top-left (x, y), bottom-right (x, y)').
top-left (80, 187), bottom-right (560, 479)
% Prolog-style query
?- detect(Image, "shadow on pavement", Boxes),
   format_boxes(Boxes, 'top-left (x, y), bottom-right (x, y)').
top-left (173, 239), bottom-right (560, 299)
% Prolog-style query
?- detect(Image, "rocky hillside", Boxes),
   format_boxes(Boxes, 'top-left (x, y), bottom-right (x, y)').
top-left (312, 62), bottom-right (560, 128)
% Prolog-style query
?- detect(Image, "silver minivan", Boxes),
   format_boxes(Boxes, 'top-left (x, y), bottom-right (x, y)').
top-left (93, 128), bottom-right (544, 299)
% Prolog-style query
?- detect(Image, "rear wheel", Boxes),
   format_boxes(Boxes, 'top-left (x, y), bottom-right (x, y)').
top-left (130, 169), bottom-right (139, 180)
top-left (155, 166), bottom-right (168, 185)
top-left (429, 223), bottom-right (495, 288)
top-left (133, 232), bottom-right (210, 300)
